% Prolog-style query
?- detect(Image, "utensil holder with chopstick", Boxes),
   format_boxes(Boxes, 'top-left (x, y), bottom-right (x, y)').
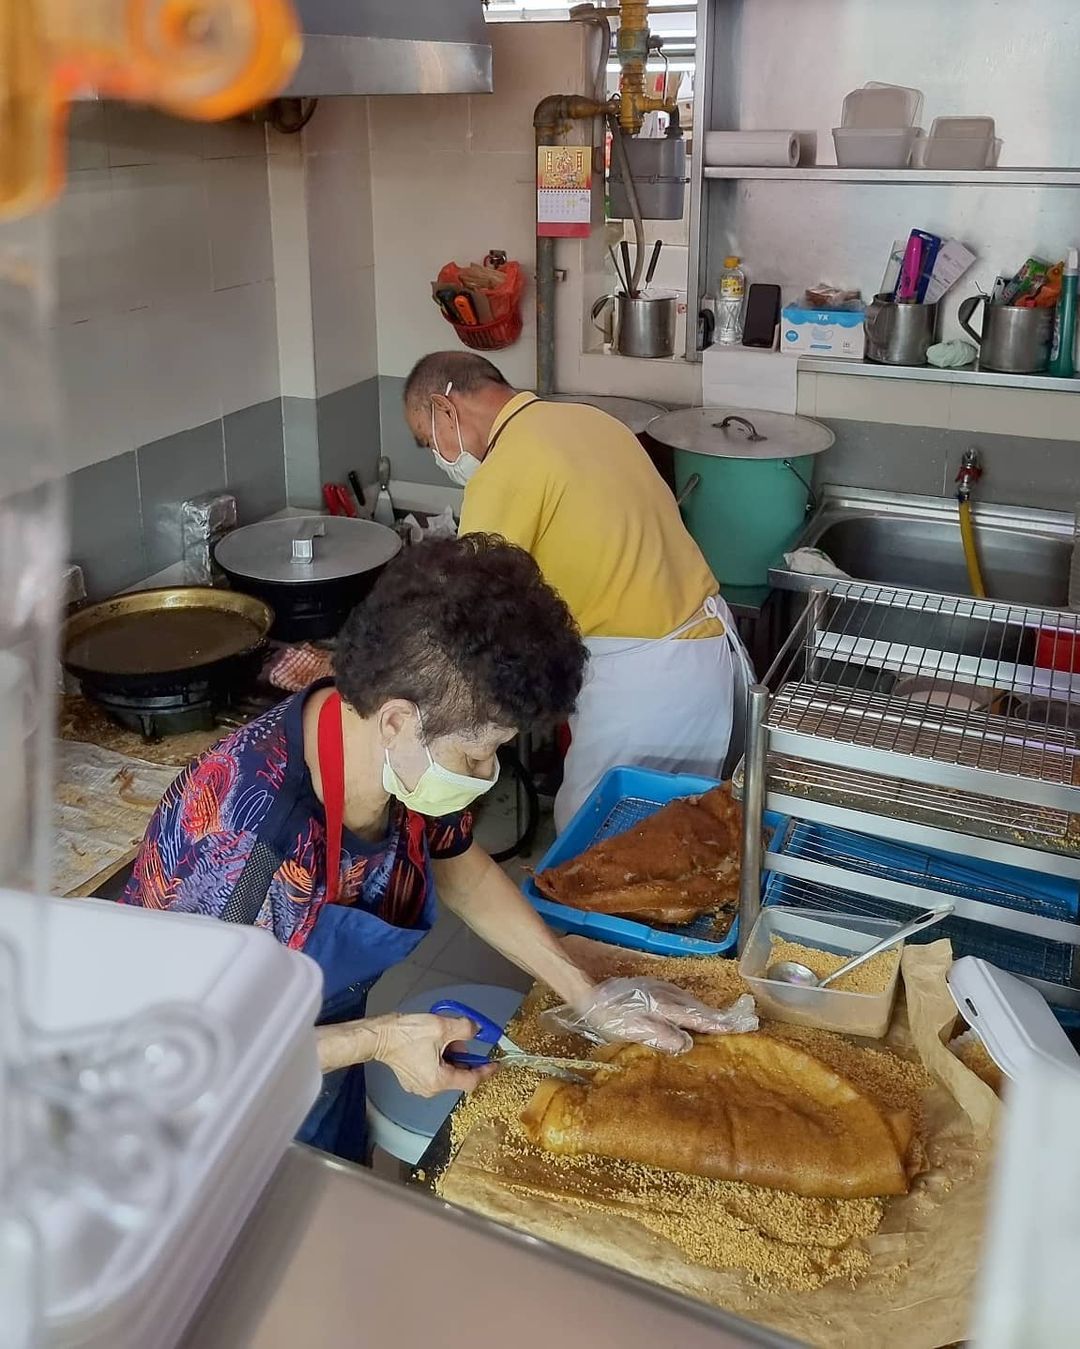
top-left (592, 291), bottom-right (677, 359)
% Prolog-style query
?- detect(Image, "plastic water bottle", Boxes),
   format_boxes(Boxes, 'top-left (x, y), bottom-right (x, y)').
top-left (717, 255), bottom-right (746, 345)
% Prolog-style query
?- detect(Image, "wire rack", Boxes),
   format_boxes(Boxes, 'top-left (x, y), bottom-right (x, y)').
top-left (764, 873), bottom-right (1078, 991)
top-left (767, 755), bottom-right (1080, 859)
top-left (764, 583), bottom-right (1080, 810)
top-left (739, 580), bottom-right (1080, 1006)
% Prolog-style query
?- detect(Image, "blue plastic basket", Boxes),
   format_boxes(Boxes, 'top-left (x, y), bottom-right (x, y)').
top-left (765, 820), bottom-right (1080, 1023)
top-left (522, 766), bottom-right (786, 957)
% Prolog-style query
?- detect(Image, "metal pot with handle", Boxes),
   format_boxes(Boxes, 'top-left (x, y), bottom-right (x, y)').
top-left (591, 291), bottom-right (677, 359)
top-left (215, 516), bottom-right (402, 641)
top-left (958, 295), bottom-right (1053, 374)
top-left (865, 293), bottom-right (939, 366)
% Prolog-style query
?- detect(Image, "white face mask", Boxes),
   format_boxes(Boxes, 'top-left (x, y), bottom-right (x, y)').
top-left (382, 709), bottom-right (500, 817)
top-left (431, 381), bottom-right (483, 487)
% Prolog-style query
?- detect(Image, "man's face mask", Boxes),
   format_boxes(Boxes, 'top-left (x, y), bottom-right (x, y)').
top-left (431, 381), bottom-right (482, 487)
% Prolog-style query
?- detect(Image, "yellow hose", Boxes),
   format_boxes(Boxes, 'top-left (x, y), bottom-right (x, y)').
top-left (958, 499), bottom-right (987, 598)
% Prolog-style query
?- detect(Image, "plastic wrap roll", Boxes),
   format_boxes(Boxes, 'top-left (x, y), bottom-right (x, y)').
top-left (704, 131), bottom-right (799, 168)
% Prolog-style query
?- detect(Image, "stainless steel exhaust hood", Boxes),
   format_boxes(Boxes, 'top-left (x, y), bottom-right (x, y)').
top-left (281, 0), bottom-right (493, 97)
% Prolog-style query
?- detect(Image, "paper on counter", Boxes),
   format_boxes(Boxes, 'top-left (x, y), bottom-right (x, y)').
top-left (54, 740), bottom-right (177, 895)
top-left (702, 344), bottom-right (799, 414)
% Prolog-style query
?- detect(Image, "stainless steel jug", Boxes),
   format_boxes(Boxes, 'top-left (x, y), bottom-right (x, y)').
top-left (592, 290), bottom-right (677, 359)
top-left (865, 294), bottom-right (940, 366)
top-left (958, 295), bottom-right (1053, 374)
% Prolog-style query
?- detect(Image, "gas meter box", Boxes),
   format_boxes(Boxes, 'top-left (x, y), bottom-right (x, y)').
top-left (608, 136), bottom-right (687, 220)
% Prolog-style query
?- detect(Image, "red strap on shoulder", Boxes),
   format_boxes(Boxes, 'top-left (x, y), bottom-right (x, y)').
top-left (317, 691), bottom-right (346, 905)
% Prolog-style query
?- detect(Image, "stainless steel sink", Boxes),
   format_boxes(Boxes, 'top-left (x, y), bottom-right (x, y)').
top-left (770, 487), bottom-right (1074, 608)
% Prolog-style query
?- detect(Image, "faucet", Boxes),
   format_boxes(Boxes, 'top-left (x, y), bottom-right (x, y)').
top-left (955, 447), bottom-right (982, 503)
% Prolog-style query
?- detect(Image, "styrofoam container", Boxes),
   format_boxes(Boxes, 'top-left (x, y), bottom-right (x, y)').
top-left (739, 906), bottom-right (903, 1038)
top-left (0, 891), bottom-right (323, 1349)
top-left (947, 957), bottom-right (1080, 1082)
top-left (842, 83), bottom-right (923, 130)
top-left (833, 127), bottom-right (919, 168)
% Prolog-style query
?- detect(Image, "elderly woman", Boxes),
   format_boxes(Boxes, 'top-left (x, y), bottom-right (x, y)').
top-left (122, 536), bottom-right (729, 1161)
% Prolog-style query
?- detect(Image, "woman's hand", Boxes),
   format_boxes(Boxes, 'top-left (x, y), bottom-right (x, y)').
top-left (371, 1012), bottom-right (497, 1097)
top-left (560, 979), bottom-right (759, 1055)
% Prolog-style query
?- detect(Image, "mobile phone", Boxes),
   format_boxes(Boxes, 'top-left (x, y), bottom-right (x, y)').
top-left (742, 283), bottom-right (782, 348)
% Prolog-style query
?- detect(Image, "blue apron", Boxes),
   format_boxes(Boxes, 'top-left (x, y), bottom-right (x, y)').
top-left (295, 880), bottom-right (434, 1162)
top-left (222, 689), bottom-right (435, 1164)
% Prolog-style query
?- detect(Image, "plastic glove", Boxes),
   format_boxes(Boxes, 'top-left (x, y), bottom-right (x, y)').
top-left (546, 979), bottom-right (758, 1055)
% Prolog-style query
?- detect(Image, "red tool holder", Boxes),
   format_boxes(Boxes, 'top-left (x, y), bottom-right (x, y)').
top-left (435, 259), bottom-right (525, 352)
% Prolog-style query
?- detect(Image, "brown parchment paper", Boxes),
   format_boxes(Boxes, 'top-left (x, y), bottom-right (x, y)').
top-left (436, 936), bottom-right (1000, 1349)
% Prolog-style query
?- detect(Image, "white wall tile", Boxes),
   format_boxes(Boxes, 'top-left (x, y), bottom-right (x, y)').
top-left (54, 315), bottom-right (136, 471)
top-left (201, 114), bottom-right (268, 160)
top-left (127, 297), bottom-right (223, 447)
top-left (66, 102), bottom-right (109, 172)
top-left (115, 163), bottom-right (213, 307)
top-left (55, 169), bottom-right (138, 323)
top-left (268, 143), bottom-right (317, 399)
top-left (301, 97), bottom-right (370, 158)
top-left (312, 265), bottom-right (378, 396)
top-left (305, 149), bottom-right (375, 276)
top-left (368, 95), bottom-right (470, 157)
top-left (209, 281), bottom-right (282, 415)
top-left (206, 156), bottom-right (274, 290)
top-left (104, 105), bottom-right (204, 167)
top-left (468, 23), bottom-right (590, 155)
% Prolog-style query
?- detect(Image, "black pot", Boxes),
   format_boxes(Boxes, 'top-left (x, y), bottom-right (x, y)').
top-left (215, 516), bottom-right (402, 642)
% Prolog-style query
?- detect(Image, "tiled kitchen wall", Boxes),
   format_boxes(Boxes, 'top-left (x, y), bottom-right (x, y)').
top-left (271, 99), bottom-right (381, 508)
top-left (60, 103), bottom-right (284, 597)
top-left (60, 99), bottom-right (381, 598)
top-left (370, 22), bottom-right (702, 487)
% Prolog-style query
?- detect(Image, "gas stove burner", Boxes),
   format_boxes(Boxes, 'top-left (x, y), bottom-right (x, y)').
top-left (89, 685), bottom-right (219, 741)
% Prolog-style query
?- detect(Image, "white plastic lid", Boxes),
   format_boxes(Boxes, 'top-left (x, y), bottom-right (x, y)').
top-left (947, 957), bottom-right (1080, 1082)
top-left (842, 82), bottom-right (923, 129)
top-left (928, 115), bottom-right (995, 140)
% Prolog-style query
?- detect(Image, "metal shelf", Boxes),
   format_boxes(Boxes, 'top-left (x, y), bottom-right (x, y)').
top-left (738, 581), bottom-right (1080, 1006)
top-left (798, 356), bottom-right (1080, 394)
top-left (703, 165), bottom-right (1080, 186)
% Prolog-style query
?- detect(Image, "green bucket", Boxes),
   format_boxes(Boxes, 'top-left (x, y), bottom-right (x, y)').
top-left (651, 408), bottom-right (835, 588)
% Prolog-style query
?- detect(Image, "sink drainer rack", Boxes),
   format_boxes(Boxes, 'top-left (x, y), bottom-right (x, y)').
top-left (738, 581), bottom-right (1080, 1010)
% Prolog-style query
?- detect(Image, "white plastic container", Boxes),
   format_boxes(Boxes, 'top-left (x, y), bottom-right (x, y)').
top-left (947, 956), bottom-right (1080, 1082)
top-left (739, 906), bottom-right (903, 1038)
top-left (842, 83), bottom-right (923, 130)
top-left (0, 890), bottom-right (323, 1349)
top-left (833, 127), bottom-right (919, 168)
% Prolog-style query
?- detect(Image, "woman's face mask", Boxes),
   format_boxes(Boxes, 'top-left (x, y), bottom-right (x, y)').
top-left (431, 381), bottom-right (483, 487)
top-left (383, 708), bottom-right (500, 817)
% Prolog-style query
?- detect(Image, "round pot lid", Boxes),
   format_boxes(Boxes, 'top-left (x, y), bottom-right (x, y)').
top-left (647, 406), bottom-right (835, 461)
top-left (546, 393), bottom-right (666, 436)
top-left (215, 516), bottom-right (402, 585)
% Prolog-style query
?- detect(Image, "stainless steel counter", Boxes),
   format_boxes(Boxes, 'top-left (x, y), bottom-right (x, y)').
top-left (180, 1144), bottom-right (796, 1349)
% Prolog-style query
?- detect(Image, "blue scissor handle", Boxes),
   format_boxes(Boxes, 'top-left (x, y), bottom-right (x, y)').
top-left (430, 999), bottom-right (503, 1068)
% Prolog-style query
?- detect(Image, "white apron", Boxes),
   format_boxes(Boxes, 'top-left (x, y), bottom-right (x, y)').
top-left (554, 595), bottom-right (755, 833)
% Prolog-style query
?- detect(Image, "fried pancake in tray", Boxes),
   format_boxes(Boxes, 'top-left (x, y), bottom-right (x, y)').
top-left (520, 1034), bottom-right (916, 1200)
top-left (534, 784), bottom-right (742, 925)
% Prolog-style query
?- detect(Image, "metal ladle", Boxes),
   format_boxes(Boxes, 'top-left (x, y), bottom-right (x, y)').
top-left (766, 905), bottom-right (954, 988)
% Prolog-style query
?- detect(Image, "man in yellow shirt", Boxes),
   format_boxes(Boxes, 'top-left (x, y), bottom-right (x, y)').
top-left (403, 351), bottom-right (749, 830)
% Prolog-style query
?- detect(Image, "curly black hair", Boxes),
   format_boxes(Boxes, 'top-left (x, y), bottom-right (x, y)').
top-left (334, 535), bottom-right (585, 741)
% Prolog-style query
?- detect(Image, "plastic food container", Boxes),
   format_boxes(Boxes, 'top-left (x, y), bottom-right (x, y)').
top-left (842, 83), bottom-right (924, 130)
top-left (833, 127), bottom-right (918, 168)
top-left (739, 906), bottom-right (904, 1038)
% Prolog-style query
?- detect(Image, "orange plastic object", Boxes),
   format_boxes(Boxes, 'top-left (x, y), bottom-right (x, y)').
top-left (0, 0), bottom-right (300, 218)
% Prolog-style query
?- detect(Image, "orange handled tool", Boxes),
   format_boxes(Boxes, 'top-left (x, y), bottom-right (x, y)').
top-left (0, 0), bottom-right (300, 219)
top-left (452, 292), bottom-right (479, 326)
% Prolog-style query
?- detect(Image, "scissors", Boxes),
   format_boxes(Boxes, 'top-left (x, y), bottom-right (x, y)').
top-left (431, 999), bottom-right (609, 1085)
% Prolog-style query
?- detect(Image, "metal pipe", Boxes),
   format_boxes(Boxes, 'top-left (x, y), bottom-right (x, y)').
top-left (608, 115), bottom-right (646, 294)
top-left (738, 683), bottom-right (771, 955)
top-left (533, 93), bottom-right (613, 395)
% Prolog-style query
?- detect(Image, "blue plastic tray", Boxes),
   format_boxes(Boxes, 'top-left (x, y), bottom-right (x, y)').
top-left (765, 820), bottom-right (1080, 1023)
top-left (522, 766), bottom-right (786, 957)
